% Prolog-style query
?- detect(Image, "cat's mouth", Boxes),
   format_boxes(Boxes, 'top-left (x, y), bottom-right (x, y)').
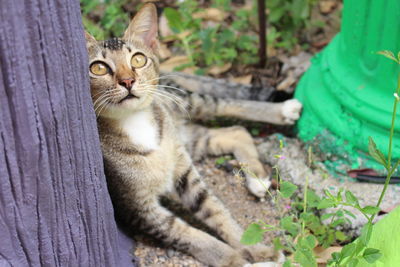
top-left (119, 93), bottom-right (139, 103)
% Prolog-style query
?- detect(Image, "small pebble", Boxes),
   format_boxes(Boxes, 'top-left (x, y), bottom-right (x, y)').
top-left (167, 249), bottom-right (175, 258)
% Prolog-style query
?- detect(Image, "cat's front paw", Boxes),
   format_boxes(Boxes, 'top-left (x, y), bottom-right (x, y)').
top-left (246, 177), bottom-right (271, 198)
top-left (281, 99), bottom-right (302, 125)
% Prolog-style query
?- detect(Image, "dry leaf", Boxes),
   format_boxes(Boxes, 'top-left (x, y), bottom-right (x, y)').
top-left (267, 46), bottom-right (277, 58)
top-left (207, 63), bottom-right (232, 75)
top-left (277, 71), bottom-right (296, 92)
top-left (159, 13), bottom-right (173, 38)
top-left (230, 74), bottom-right (252, 85)
top-left (158, 43), bottom-right (172, 60)
top-left (193, 8), bottom-right (228, 22)
top-left (177, 31), bottom-right (191, 40)
top-left (242, 0), bottom-right (253, 10)
top-left (319, 0), bottom-right (337, 14)
top-left (314, 246), bottom-right (342, 264)
top-left (160, 56), bottom-right (197, 74)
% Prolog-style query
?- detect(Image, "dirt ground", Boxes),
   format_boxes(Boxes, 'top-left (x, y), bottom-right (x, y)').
top-left (134, 155), bottom-right (283, 267)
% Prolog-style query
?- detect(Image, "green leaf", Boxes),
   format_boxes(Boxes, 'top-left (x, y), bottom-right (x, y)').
top-left (345, 190), bottom-right (359, 206)
top-left (291, 0), bottom-right (309, 20)
top-left (268, 7), bottom-right (286, 23)
top-left (240, 223), bottom-right (264, 245)
top-left (331, 251), bottom-right (340, 261)
top-left (354, 239), bottom-right (367, 257)
top-left (294, 246), bottom-right (317, 267)
top-left (283, 260), bottom-right (292, 267)
top-left (368, 137), bottom-right (388, 167)
top-left (317, 198), bottom-right (336, 209)
top-left (304, 235), bottom-right (317, 249)
top-left (359, 223), bottom-right (373, 246)
top-left (280, 216), bottom-right (300, 237)
top-left (332, 218), bottom-right (346, 227)
top-left (280, 181), bottom-right (298, 198)
top-left (344, 209), bottom-right (357, 219)
top-left (321, 213), bottom-right (335, 221)
top-left (324, 189), bottom-right (335, 199)
top-left (335, 231), bottom-right (348, 241)
top-left (164, 8), bottom-right (184, 33)
top-left (336, 188), bottom-right (344, 202)
top-left (336, 210), bottom-right (344, 217)
top-left (377, 50), bottom-right (398, 63)
top-left (362, 206), bottom-right (380, 215)
top-left (273, 237), bottom-right (284, 250)
top-left (306, 190), bottom-right (321, 208)
top-left (348, 258), bottom-right (359, 267)
top-left (300, 212), bottom-right (317, 223)
top-left (215, 156), bottom-right (228, 165)
top-left (341, 242), bottom-right (356, 258)
top-left (363, 248), bottom-right (382, 263)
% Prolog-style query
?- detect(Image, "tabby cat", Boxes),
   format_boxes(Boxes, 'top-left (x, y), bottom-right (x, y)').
top-left (85, 3), bottom-right (295, 266)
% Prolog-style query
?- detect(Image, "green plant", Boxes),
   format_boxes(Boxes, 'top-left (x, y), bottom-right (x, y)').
top-left (266, 0), bottom-right (321, 50)
top-left (241, 51), bottom-right (400, 266)
top-left (241, 144), bottom-right (349, 267)
top-left (164, 0), bottom-right (259, 72)
top-left (215, 155), bottom-right (233, 166)
top-left (80, 0), bottom-right (130, 40)
top-left (240, 151), bottom-right (381, 266)
top-left (326, 51), bottom-right (400, 266)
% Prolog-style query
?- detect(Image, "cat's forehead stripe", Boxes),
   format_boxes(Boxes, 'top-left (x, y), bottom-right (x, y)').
top-left (103, 38), bottom-right (125, 51)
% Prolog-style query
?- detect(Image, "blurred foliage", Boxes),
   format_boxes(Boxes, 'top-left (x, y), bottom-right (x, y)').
top-left (80, 0), bottom-right (324, 70)
top-left (267, 0), bottom-right (323, 49)
top-left (164, 0), bottom-right (259, 73)
top-left (81, 0), bottom-right (132, 40)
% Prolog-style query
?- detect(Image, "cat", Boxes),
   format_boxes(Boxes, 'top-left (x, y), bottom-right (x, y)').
top-left (85, 3), bottom-right (294, 266)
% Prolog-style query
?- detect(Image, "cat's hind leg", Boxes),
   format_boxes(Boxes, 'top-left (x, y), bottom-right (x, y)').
top-left (130, 196), bottom-right (247, 267)
top-left (173, 152), bottom-right (278, 263)
top-left (183, 124), bottom-right (271, 198)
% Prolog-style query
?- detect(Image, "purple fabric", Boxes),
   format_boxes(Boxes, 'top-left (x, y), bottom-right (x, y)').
top-left (0, 0), bottom-right (135, 266)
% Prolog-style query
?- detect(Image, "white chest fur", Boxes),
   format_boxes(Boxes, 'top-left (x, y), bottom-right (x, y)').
top-left (120, 110), bottom-right (159, 150)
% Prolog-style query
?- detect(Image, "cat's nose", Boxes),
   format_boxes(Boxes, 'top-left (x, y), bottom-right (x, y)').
top-left (118, 78), bottom-right (135, 90)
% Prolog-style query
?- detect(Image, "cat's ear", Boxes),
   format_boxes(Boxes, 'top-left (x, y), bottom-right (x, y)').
top-left (84, 31), bottom-right (97, 48)
top-left (123, 3), bottom-right (158, 49)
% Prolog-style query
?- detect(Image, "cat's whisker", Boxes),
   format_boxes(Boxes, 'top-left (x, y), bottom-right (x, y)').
top-left (93, 92), bottom-right (114, 108)
top-left (141, 88), bottom-right (190, 119)
top-left (140, 73), bottom-right (181, 84)
top-left (93, 88), bottom-right (124, 108)
top-left (138, 82), bottom-right (186, 94)
top-left (92, 88), bottom-right (120, 98)
top-left (96, 100), bottom-right (110, 118)
top-left (151, 93), bottom-right (191, 119)
top-left (94, 101), bottom-right (107, 116)
top-left (154, 85), bottom-right (186, 94)
top-left (94, 95), bottom-right (112, 114)
top-left (137, 84), bottom-right (184, 99)
top-left (140, 87), bottom-right (186, 107)
top-left (142, 88), bottom-right (184, 107)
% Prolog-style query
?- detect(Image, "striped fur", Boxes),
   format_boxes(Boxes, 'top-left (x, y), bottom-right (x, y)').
top-left (86, 4), bottom-right (282, 266)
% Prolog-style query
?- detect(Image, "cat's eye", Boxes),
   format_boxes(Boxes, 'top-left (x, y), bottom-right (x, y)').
top-left (90, 62), bottom-right (109, 76)
top-left (131, 53), bottom-right (147, 68)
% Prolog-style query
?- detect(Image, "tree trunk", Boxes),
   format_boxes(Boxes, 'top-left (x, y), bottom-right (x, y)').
top-left (0, 0), bottom-right (135, 266)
